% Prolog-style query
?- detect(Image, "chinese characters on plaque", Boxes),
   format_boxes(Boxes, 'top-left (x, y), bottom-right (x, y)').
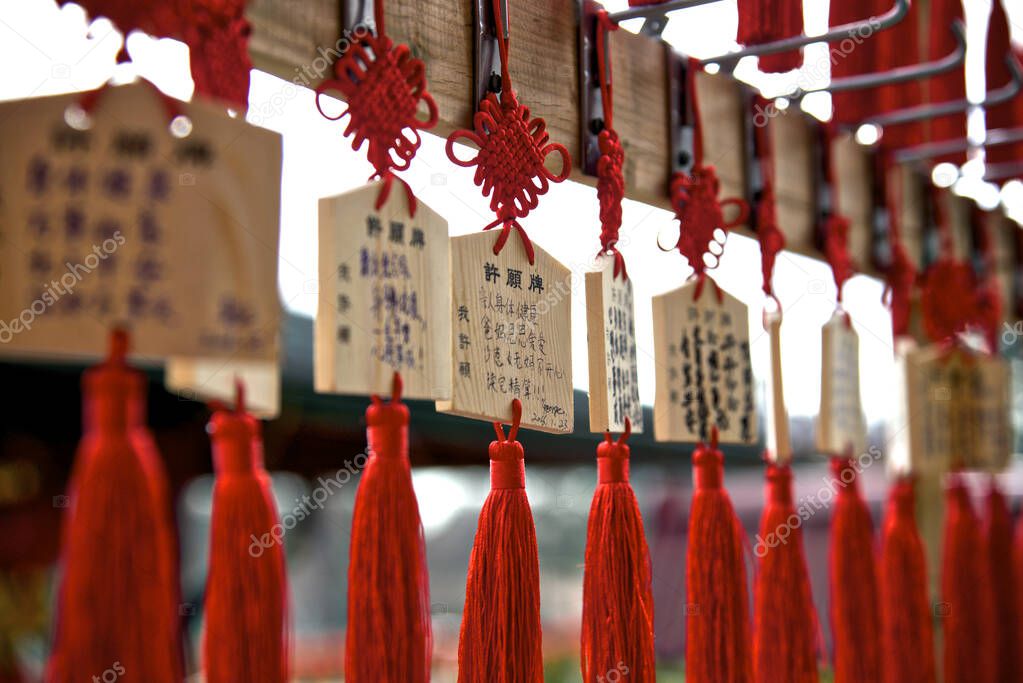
top-left (817, 312), bottom-right (867, 454)
top-left (652, 281), bottom-right (756, 443)
top-left (436, 231), bottom-right (573, 433)
top-left (890, 344), bottom-right (1011, 474)
top-left (0, 83), bottom-right (281, 361)
top-left (315, 182), bottom-right (451, 399)
top-left (585, 259), bottom-right (643, 433)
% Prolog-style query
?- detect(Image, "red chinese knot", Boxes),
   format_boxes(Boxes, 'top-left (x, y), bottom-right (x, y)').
top-left (670, 166), bottom-right (747, 277)
top-left (317, 31), bottom-right (438, 213)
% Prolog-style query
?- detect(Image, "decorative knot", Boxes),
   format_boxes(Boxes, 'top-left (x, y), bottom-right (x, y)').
top-left (596, 128), bottom-right (627, 279)
top-left (670, 166), bottom-right (747, 276)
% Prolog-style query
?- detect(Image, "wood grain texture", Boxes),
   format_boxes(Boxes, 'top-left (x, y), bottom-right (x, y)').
top-left (584, 259), bottom-right (644, 434)
top-left (436, 231), bottom-right (573, 433)
top-left (315, 182), bottom-right (452, 400)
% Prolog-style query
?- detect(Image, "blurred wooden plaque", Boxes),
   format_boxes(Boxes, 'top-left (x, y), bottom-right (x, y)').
top-left (315, 182), bottom-right (451, 400)
top-left (964, 354), bottom-right (1012, 472)
top-left (0, 83), bottom-right (281, 362)
top-left (436, 231), bottom-right (573, 433)
top-left (584, 258), bottom-right (643, 434)
top-left (817, 312), bottom-right (867, 454)
top-left (652, 280), bottom-right (756, 444)
top-left (165, 357), bottom-right (280, 418)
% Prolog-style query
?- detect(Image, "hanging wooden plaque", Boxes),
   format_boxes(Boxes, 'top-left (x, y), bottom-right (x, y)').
top-left (165, 357), bottom-right (280, 418)
top-left (436, 231), bottom-right (573, 433)
top-left (890, 343), bottom-right (958, 474)
top-left (0, 81), bottom-right (282, 361)
top-left (0, 83), bottom-right (281, 362)
top-left (584, 258), bottom-right (643, 433)
top-left (763, 314), bottom-right (790, 462)
top-left (962, 354), bottom-right (1012, 472)
top-left (652, 280), bottom-right (756, 444)
top-left (817, 312), bottom-right (867, 455)
top-left (314, 182), bottom-right (451, 400)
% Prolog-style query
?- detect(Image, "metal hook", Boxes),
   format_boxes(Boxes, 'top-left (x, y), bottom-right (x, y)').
top-left (984, 160), bottom-right (1023, 182)
top-left (608, 0), bottom-right (725, 38)
top-left (788, 20), bottom-right (966, 101)
top-left (865, 50), bottom-right (1020, 129)
top-left (473, 0), bottom-right (509, 107)
top-left (894, 126), bottom-right (1023, 165)
top-left (701, 0), bottom-right (911, 68)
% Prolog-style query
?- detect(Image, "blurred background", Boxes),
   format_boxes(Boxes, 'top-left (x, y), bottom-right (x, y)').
top-left (1, 0), bottom-right (1022, 680)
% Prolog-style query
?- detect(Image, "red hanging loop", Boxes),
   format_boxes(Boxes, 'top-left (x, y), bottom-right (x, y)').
top-left (445, 0), bottom-right (570, 265)
top-left (670, 59), bottom-right (748, 280)
top-left (315, 0), bottom-right (438, 217)
top-left (594, 10), bottom-right (628, 281)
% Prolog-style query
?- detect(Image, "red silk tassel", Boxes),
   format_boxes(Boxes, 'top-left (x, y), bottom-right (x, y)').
top-left (203, 383), bottom-right (288, 683)
top-left (686, 428), bottom-right (753, 683)
top-left (1016, 509), bottom-right (1023, 666)
top-left (942, 476), bottom-right (995, 683)
top-left (753, 463), bottom-right (819, 683)
top-left (581, 419), bottom-right (655, 683)
top-left (984, 0), bottom-right (1016, 165)
top-left (48, 330), bottom-right (182, 683)
top-left (927, 0), bottom-right (968, 162)
top-left (346, 373), bottom-right (431, 683)
top-left (458, 399), bottom-right (542, 683)
top-left (829, 0), bottom-right (886, 126)
top-left (828, 457), bottom-right (882, 683)
top-left (984, 480), bottom-right (1019, 682)
top-left (879, 477), bottom-right (936, 683)
top-left (875, 0), bottom-right (924, 149)
top-left (737, 0), bottom-right (804, 73)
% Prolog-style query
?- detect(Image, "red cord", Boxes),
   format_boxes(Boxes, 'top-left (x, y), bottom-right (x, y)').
top-left (315, 0), bottom-right (437, 217)
top-left (881, 167), bottom-right (917, 340)
top-left (594, 10), bottom-right (628, 280)
top-left (822, 124), bottom-right (856, 303)
top-left (444, 0), bottom-right (570, 265)
top-left (752, 97), bottom-right (785, 304)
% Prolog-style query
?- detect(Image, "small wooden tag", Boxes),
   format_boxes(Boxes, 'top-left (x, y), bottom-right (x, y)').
top-left (314, 182), bottom-right (451, 400)
top-left (770, 110), bottom-right (814, 251)
top-left (436, 231), bottom-right (573, 433)
top-left (584, 258), bottom-right (643, 433)
top-left (831, 132), bottom-right (873, 268)
top-left (652, 280), bottom-right (756, 444)
top-left (817, 312), bottom-right (867, 455)
top-left (0, 83), bottom-right (281, 362)
top-left (165, 357), bottom-right (280, 418)
top-left (764, 314), bottom-right (790, 463)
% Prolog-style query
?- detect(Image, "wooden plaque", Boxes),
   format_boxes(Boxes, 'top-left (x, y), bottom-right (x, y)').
top-left (165, 357), bottom-right (280, 418)
top-left (831, 132), bottom-right (873, 270)
top-left (696, 71), bottom-right (748, 229)
top-left (0, 83), bottom-right (281, 362)
top-left (771, 110), bottom-right (815, 251)
top-left (584, 259), bottom-right (644, 433)
top-left (890, 343), bottom-right (963, 475)
top-left (436, 231), bottom-right (573, 433)
top-left (652, 280), bottom-right (756, 444)
top-left (817, 312), bottom-right (868, 455)
top-left (963, 354), bottom-right (1012, 472)
top-left (764, 314), bottom-right (791, 463)
top-left (315, 182), bottom-right (451, 400)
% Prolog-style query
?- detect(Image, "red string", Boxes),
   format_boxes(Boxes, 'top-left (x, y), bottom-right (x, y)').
top-left (670, 60), bottom-right (748, 282)
top-left (595, 10), bottom-right (627, 281)
top-left (820, 124), bottom-right (856, 303)
top-left (881, 168), bottom-right (917, 340)
top-left (919, 186), bottom-right (976, 344)
top-left (316, 0), bottom-right (437, 217)
top-left (445, 0), bottom-right (570, 265)
top-left (752, 97), bottom-right (785, 304)
top-left (78, 79), bottom-right (183, 124)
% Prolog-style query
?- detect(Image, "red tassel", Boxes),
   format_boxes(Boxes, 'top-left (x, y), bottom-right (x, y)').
top-left (942, 476), bottom-right (995, 683)
top-left (875, 0), bottom-right (924, 149)
top-left (879, 477), bottom-right (936, 683)
top-left (737, 0), bottom-right (804, 73)
top-left (48, 330), bottom-right (182, 682)
top-left (346, 373), bottom-right (431, 682)
top-left (686, 427), bottom-right (753, 683)
top-left (203, 381), bottom-right (288, 682)
top-left (984, 0), bottom-right (1017, 165)
top-left (828, 457), bottom-right (882, 683)
top-left (1016, 508), bottom-right (1023, 667)
top-left (753, 462), bottom-right (819, 683)
top-left (927, 0), bottom-right (968, 161)
top-left (581, 419), bottom-right (655, 683)
top-left (458, 399), bottom-right (542, 683)
top-left (985, 480), bottom-right (1018, 681)
top-left (829, 0), bottom-right (886, 125)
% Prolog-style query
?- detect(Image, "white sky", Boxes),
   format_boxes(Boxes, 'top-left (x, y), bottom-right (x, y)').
top-left (0, 0), bottom-right (1018, 424)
